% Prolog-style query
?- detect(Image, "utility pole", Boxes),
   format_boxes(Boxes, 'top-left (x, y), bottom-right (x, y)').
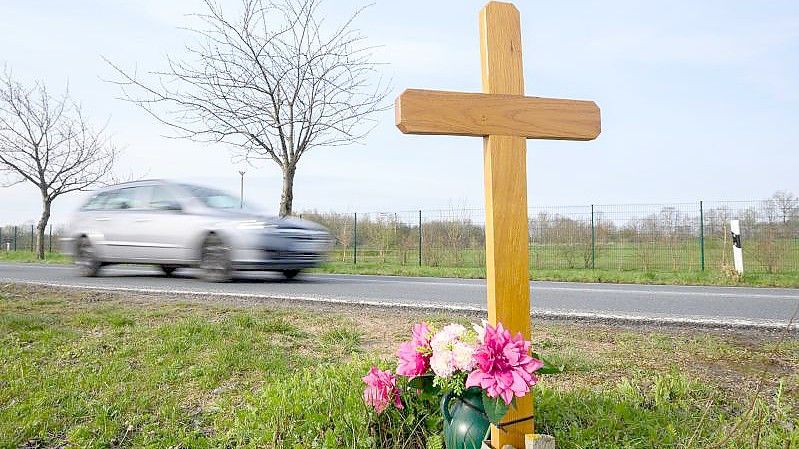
top-left (238, 170), bottom-right (246, 209)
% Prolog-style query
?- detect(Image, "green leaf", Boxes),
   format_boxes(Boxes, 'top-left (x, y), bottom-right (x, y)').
top-left (408, 374), bottom-right (440, 396)
top-left (481, 391), bottom-right (510, 425)
top-left (533, 352), bottom-right (564, 375)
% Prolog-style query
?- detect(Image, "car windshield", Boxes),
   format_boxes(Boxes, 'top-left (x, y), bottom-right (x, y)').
top-left (181, 184), bottom-right (239, 209)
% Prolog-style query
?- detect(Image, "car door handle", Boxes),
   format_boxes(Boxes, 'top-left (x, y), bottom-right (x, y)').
top-left (95, 217), bottom-right (110, 222)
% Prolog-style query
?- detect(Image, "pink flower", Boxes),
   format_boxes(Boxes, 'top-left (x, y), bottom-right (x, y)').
top-left (465, 323), bottom-right (543, 406)
top-left (396, 322), bottom-right (432, 377)
top-left (363, 367), bottom-right (403, 414)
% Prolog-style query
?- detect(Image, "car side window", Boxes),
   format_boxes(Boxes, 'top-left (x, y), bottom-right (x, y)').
top-left (82, 191), bottom-right (112, 211)
top-left (147, 185), bottom-right (181, 210)
top-left (105, 187), bottom-right (146, 210)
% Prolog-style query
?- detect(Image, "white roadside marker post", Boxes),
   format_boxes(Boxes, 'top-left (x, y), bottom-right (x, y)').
top-left (730, 219), bottom-right (744, 275)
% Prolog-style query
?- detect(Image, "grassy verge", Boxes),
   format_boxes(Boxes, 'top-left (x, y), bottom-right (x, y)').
top-left (1, 285), bottom-right (797, 448)
top-left (314, 261), bottom-right (799, 288)
top-left (0, 250), bottom-right (69, 264)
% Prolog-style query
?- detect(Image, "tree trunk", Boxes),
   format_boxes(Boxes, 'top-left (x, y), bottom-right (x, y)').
top-left (279, 164), bottom-right (296, 217)
top-left (36, 197), bottom-right (51, 260)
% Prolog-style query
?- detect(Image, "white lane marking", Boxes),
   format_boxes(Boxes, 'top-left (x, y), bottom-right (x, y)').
top-left (305, 275), bottom-right (482, 288)
top-left (4, 264), bottom-right (799, 299)
top-left (5, 280), bottom-right (796, 331)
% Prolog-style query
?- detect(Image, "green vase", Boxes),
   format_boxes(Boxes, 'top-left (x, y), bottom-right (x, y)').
top-left (440, 388), bottom-right (490, 449)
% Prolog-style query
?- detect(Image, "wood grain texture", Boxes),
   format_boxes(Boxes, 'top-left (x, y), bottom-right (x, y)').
top-left (395, 89), bottom-right (600, 140)
top-left (480, 2), bottom-right (533, 447)
top-left (480, 2), bottom-right (524, 95)
top-left (483, 134), bottom-right (533, 448)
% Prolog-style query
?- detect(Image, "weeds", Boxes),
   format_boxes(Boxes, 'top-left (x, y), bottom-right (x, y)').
top-left (0, 286), bottom-right (796, 448)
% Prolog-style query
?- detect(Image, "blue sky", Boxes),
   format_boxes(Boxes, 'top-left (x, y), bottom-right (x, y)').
top-left (1, 0), bottom-right (798, 223)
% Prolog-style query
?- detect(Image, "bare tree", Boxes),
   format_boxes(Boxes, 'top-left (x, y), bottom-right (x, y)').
top-left (768, 190), bottom-right (798, 227)
top-left (107, 0), bottom-right (388, 216)
top-left (0, 67), bottom-right (117, 259)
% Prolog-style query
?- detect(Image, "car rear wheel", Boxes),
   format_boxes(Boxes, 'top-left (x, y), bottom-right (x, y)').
top-left (200, 234), bottom-right (232, 282)
top-left (75, 237), bottom-right (101, 277)
top-left (282, 269), bottom-right (301, 280)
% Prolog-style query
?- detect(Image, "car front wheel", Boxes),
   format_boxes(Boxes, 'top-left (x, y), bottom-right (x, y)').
top-left (75, 237), bottom-right (101, 277)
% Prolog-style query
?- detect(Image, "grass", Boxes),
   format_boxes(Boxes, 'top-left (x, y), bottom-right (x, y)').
top-left (1, 285), bottom-right (797, 448)
top-left (0, 250), bottom-right (69, 264)
top-left (328, 238), bottom-right (799, 273)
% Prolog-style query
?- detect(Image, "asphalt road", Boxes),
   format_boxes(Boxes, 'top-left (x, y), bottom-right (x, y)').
top-left (1, 263), bottom-right (798, 330)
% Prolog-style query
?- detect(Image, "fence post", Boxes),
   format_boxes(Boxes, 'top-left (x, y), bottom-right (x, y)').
top-left (418, 210), bottom-right (423, 267)
top-left (591, 204), bottom-right (596, 269)
top-left (699, 200), bottom-right (705, 272)
top-left (13, 226), bottom-right (17, 251)
top-left (30, 225), bottom-right (34, 252)
top-left (353, 212), bottom-right (357, 265)
top-left (49, 224), bottom-right (53, 253)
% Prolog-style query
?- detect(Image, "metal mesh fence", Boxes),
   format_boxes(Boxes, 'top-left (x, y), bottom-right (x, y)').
top-left (0, 224), bottom-right (61, 253)
top-left (301, 198), bottom-right (799, 274)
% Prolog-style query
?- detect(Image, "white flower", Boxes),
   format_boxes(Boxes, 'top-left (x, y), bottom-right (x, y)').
top-left (452, 341), bottom-right (476, 371)
top-left (429, 324), bottom-right (477, 377)
top-left (430, 324), bottom-right (465, 352)
top-left (472, 320), bottom-right (488, 344)
top-left (430, 349), bottom-right (455, 377)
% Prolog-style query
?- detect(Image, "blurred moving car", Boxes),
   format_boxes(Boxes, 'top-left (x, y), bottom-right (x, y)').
top-left (61, 180), bottom-right (332, 281)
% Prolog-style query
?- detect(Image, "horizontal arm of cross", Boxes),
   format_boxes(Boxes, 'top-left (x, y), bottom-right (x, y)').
top-left (395, 89), bottom-right (600, 140)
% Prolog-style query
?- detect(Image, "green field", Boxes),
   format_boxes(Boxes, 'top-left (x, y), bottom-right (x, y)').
top-left (323, 237), bottom-right (799, 287)
top-left (332, 239), bottom-right (799, 273)
top-left (1, 285), bottom-right (797, 448)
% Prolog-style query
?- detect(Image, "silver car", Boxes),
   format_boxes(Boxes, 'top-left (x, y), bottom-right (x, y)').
top-left (62, 180), bottom-right (332, 281)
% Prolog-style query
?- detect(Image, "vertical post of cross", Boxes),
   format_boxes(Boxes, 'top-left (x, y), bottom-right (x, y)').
top-left (480, 3), bottom-right (532, 446)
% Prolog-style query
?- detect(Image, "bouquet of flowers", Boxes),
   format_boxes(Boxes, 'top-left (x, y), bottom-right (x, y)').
top-left (363, 321), bottom-right (559, 427)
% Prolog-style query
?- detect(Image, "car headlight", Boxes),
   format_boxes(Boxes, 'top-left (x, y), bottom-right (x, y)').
top-left (237, 220), bottom-right (278, 230)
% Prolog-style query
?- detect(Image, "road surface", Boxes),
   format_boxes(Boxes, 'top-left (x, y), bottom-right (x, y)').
top-left (1, 263), bottom-right (797, 330)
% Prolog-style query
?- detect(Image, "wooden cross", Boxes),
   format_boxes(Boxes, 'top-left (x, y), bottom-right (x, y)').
top-left (395, 2), bottom-right (600, 447)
